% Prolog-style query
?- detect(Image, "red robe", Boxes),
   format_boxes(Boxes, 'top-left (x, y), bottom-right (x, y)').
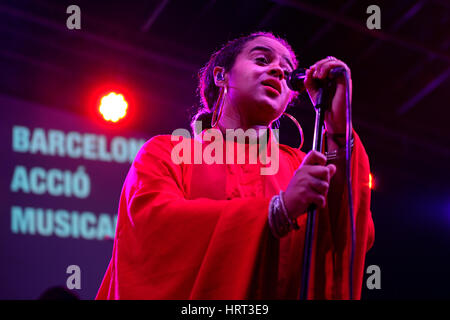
top-left (96, 128), bottom-right (374, 299)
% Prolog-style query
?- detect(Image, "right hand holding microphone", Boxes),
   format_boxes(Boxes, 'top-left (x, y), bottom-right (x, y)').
top-left (283, 150), bottom-right (336, 220)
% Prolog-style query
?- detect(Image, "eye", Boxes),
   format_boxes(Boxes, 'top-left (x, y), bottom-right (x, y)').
top-left (255, 56), bottom-right (269, 64)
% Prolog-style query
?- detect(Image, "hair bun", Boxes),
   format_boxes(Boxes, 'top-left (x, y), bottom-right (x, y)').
top-left (191, 111), bottom-right (213, 136)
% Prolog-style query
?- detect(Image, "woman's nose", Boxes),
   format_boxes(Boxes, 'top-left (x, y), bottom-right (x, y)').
top-left (268, 64), bottom-right (284, 80)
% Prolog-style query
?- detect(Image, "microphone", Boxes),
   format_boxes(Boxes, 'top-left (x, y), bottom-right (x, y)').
top-left (287, 67), bottom-right (346, 92)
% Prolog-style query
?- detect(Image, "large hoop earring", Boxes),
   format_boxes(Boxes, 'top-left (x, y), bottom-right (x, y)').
top-left (211, 86), bottom-right (227, 128)
top-left (271, 112), bottom-right (304, 150)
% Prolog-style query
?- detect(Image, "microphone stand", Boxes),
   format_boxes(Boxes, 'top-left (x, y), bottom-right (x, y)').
top-left (299, 82), bottom-right (333, 300)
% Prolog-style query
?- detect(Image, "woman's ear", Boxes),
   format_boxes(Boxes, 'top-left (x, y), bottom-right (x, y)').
top-left (213, 66), bottom-right (227, 87)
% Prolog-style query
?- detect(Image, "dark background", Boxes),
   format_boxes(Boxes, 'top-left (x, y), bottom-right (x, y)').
top-left (0, 0), bottom-right (449, 299)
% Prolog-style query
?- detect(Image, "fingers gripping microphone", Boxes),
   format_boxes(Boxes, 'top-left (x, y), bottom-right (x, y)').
top-left (287, 67), bottom-right (346, 92)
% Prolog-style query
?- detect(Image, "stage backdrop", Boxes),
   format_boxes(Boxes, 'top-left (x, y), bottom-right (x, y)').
top-left (0, 94), bottom-right (149, 299)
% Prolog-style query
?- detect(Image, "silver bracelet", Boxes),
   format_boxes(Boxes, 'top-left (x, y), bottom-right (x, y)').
top-left (325, 137), bottom-right (354, 161)
top-left (279, 191), bottom-right (299, 230)
top-left (273, 196), bottom-right (289, 236)
top-left (268, 195), bottom-right (289, 238)
top-left (268, 196), bottom-right (281, 238)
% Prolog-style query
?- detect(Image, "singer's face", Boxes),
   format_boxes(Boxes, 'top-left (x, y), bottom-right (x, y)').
top-left (226, 36), bottom-right (296, 126)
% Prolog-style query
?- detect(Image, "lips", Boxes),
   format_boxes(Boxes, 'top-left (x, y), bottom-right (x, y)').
top-left (261, 79), bottom-right (282, 95)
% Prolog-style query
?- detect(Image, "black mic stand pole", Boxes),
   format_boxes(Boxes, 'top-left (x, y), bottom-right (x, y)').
top-left (299, 83), bottom-right (333, 300)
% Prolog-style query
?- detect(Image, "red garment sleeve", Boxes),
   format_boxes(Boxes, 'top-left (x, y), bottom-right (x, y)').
top-left (309, 130), bottom-right (375, 299)
top-left (279, 130), bottom-right (374, 300)
top-left (96, 135), bottom-right (278, 299)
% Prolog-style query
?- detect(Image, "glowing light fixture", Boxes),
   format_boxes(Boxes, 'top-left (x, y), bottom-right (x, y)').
top-left (99, 92), bottom-right (128, 122)
top-left (369, 173), bottom-right (374, 190)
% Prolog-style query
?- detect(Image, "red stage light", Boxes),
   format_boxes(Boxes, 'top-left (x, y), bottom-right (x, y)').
top-left (99, 92), bottom-right (128, 122)
top-left (369, 173), bottom-right (375, 190)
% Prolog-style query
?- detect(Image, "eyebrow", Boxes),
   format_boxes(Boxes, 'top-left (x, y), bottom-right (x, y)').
top-left (249, 45), bottom-right (294, 71)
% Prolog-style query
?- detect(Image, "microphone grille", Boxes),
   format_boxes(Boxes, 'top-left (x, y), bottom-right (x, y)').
top-left (287, 68), bottom-right (307, 92)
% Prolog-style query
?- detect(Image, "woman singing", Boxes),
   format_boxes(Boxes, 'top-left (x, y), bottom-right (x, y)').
top-left (96, 32), bottom-right (374, 300)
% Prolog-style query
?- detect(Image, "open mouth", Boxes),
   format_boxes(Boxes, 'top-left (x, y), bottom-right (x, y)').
top-left (261, 80), bottom-right (281, 95)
